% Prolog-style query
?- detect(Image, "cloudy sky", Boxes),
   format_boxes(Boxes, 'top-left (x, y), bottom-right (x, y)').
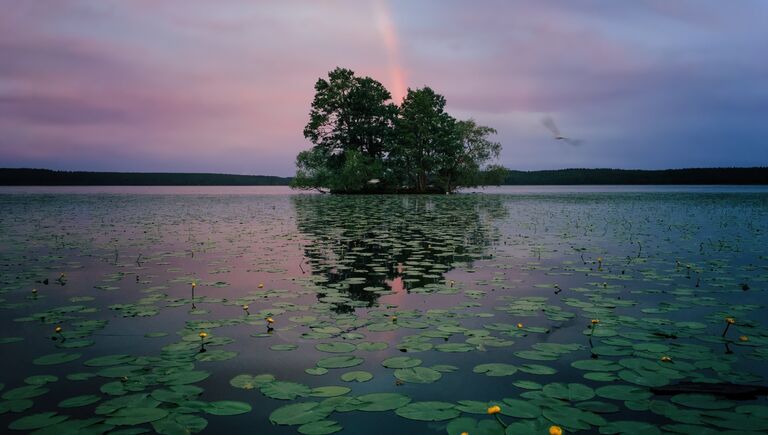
top-left (1, 1), bottom-right (766, 176)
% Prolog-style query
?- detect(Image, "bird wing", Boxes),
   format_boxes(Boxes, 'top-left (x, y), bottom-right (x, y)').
top-left (542, 116), bottom-right (561, 137)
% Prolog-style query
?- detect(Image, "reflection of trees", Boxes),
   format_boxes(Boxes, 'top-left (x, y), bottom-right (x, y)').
top-left (292, 195), bottom-right (507, 313)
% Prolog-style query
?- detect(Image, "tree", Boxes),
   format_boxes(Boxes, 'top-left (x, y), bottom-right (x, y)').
top-left (292, 67), bottom-right (503, 194)
top-left (293, 68), bottom-right (398, 192)
top-left (433, 119), bottom-right (501, 193)
top-left (391, 87), bottom-right (456, 192)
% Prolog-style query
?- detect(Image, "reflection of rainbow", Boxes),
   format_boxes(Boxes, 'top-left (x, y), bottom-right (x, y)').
top-left (373, 0), bottom-right (407, 104)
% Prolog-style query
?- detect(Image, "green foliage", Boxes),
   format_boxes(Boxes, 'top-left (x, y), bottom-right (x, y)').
top-left (293, 67), bottom-right (501, 193)
top-left (294, 67), bottom-right (397, 193)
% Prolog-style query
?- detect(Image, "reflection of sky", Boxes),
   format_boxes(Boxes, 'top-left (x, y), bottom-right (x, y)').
top-left (1, 1), bottom-right (766, 175)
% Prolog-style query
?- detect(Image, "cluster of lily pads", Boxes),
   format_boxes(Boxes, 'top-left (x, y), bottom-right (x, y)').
top-left (0, 192), bottom-right (766, 434)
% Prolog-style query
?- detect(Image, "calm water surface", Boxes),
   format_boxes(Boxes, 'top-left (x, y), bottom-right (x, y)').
top-left (0, 186), bottom-right (766, 434)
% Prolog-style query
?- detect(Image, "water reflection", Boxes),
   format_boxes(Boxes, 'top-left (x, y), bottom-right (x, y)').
top-left (293, 195), bottom-right (506, 312)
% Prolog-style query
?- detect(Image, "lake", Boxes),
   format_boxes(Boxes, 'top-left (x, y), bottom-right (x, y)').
top-left (1, 186), bottom-right (767, 434)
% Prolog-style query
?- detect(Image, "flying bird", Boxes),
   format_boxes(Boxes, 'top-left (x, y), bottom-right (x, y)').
top-left (542, 116), bottom-right (582, 146)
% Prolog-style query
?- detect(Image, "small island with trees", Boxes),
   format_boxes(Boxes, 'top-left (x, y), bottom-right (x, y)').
top-left (291, 67), bottom-right (503, 194)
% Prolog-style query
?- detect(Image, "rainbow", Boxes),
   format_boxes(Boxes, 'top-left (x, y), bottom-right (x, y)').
top-left (373, 0), bottom-right (407, 104)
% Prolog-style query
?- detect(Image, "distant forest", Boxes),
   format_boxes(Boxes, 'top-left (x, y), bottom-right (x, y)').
top-left (1, 167), bottom-right (766, 186)
top-left (0, 169), bottom-right (291, 186)
top-left (494, 167), bottom-right (768, 185)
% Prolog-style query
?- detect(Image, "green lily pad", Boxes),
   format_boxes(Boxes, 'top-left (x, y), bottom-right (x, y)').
top-left (473, 363), bottom-right (518, 377)
top-left (455, 400), bottom-right (492, 414)
top-left (83, 354), bottom-right (136, 367)
top-left (261, 381), bottom-right (312, 400)
top-left (229, 374), bottom-right (275, 390)
top-left (518, 364), bottom-right (558, 375)
top-left (595, 385), bottom-right (652, 401)
top-left (24, 375), bottom-right (58, 386)
top-left (2, 385), bottom-right (48, 400)
top-left (598, 420), bottom-right (661, 434)
top-left (435, 343), bottom-right (475, 352)
top-left (316, 355), bottom-right (364, 369)
top-left (310, 386), bottom-right (351, 397)
top-left (205, 401), bottom-right (252, 416)
top-left (395, 401), bottom-right (460, 421)
top-left (394, 367), bottom-right (442, 384)
top-left (33, 352), bottom-right (81, 366)
top-left (357, 342), bottom-right (388, 351)
top-left (381, 356), bottom-right (422, 369)
top-left (105, 407), bottom-right (169, 425)
top-left (356, 393), bottom-right (411, 411)
top-left (572, 359), bottom-right (621, 372)
top-left (298, 420), bottom-right (342, 435)
top-left (195, 350), bottom-right (238, 362)
top-left (0, 399), bottom-right (33, 413)
top-left (270, 402), bottom-right (332, 425)
top-left (500, 399), bottom-right (541, 418)
top-left (542, 382), bottom-right (596, 401)
top-left (8, 412), bottom-right (69, 430)
top-left (670, 394), bottom-right (735, 410)
top-left (270, 344), bottom-right (298, 351)
top-left (340, 371), bottom-right (373, 382)
top-left (316, 342), bottom-right (356, 353)
top-left (58, 394), bottom-right (101, 408)
top-left (151, 413), bottom-right (208, 434)
top-left (446, 417), bottom-right (505, 435)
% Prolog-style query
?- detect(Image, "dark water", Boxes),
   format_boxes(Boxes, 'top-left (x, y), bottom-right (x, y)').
top-left (0, 187), bottom-right (767, 434)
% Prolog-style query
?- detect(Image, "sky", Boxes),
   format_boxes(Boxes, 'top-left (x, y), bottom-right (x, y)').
top-left (1, 0), bottom-right (767, 176)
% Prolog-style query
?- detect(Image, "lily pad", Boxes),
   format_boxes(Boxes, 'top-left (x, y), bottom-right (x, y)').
top-left (261, 381), bottom-right (312, 400)
top-left (204, 401), bottom-right (252, 416)
top-left (394, 367), bottom-right (442, 384)
top-left (33, 352), bottom-right (81, 366)
top-left (473, 363), bottom-right (518, 377)
top-left (58, 394), bottom-right (101, 408)
top-left (381, 356), bottom-right (422, 369)
top-left (316, 355), bottom-right (364, 369)
top-left (395, 401), bottom-right (460, 421)
top-left (270, 402), bottom-right (332, 425)
top-left (340, 371), bottom-right (373, 382)
top-left (316, 342), bottom-right (356, 353)
top-left (356, 393), bottom-right (411, 411)
top-left (229, 374), bottom-right (275, 390)
top-left (298, 420), bottom-right (343, 435)
top-left (8, 412), bottom-right (69, 430)
top-left (105, 407), bottom-right (169, 425)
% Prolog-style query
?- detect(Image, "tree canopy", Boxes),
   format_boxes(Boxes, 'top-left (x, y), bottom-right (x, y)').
top-left (292, 67), bottom-right (501, 193)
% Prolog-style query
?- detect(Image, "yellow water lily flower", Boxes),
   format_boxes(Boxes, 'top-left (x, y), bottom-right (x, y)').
top-left (198, 331), bottom-right (208, 338)
top-left (242, 304), bottom-right (249, 311)
top-left (191, 282), bottom-right (196, 288)
top-left (32, 288), bottom-right (38, 294)
top-left (258, 283), bottom-right (264, 288)
top-left (266, 317), bottom-right (274, 324)
top-left (517, 323), bottom-right (523, 329)
top-left (391, 316), bottom-right (397, 322)
top-left (487, 405), bottom-right (501, 414)
top-left (660, 356), bottom-right (672, 362)
top-left (726, 317), bottom-right (735, 324)
top-left (549, 426), bottom-right (563, 435)
top-left (591, 319), bottom-right (600, 325)
top-left (739, 335), bottom-right (749, 342)
top-left (54, 325), bottom-right (62, 333)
